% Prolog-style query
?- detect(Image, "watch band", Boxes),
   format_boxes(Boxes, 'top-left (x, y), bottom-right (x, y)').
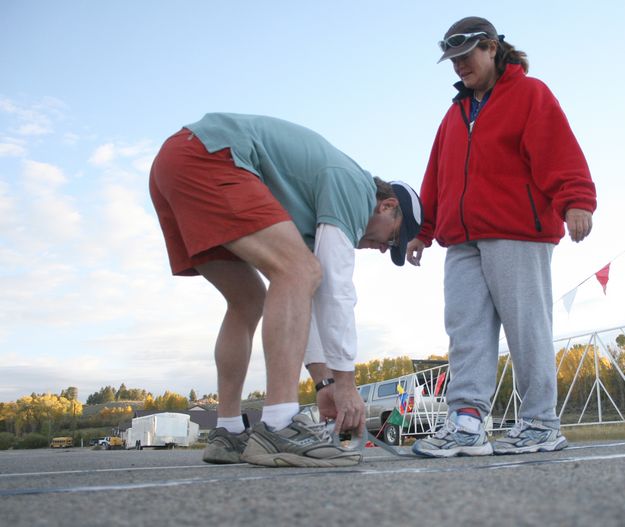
top-left (315, 378), bottom-right (335, 392)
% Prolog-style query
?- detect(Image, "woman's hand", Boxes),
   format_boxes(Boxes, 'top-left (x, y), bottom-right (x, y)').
top-left (407, 238), bottom-right (426, 266)
top-left (565, 208), bottom-right (593, 242)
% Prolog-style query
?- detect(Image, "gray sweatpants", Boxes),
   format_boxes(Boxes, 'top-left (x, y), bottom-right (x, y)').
top-left (444, 239), bottom-right (559, 425)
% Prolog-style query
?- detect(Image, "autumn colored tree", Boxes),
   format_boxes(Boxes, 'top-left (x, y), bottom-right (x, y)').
top-left (298, 355), bottom-right (419, 403)
top-left (298, 379), bottom-right (315, 405)
top-left (144, 391), bottom-right (189, 411)
top-left (2, 394), bottom-right (82, 438)
top-left (0, 402), bottom-right (18, 433)
top-left (99, 406), bottom-right (133, 421)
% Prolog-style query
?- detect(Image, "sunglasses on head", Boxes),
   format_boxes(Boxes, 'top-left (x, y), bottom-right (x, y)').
top-left (438, 31), bottom-right (488, 51)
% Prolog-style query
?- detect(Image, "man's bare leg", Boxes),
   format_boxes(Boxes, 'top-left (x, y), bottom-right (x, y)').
top-left (223, 221), bottom-right (321, 405)
top-left (195, 260), bottom-right (266, 418)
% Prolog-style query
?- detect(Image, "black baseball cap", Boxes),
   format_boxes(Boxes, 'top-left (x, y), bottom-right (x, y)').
top-left (390, 181), bottom-right (423, 266)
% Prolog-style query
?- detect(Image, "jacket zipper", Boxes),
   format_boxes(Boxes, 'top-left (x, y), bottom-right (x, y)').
top-left (458, 102), bottom-right (472, 241)
top-left (525, 184), bottom-right (543, 232)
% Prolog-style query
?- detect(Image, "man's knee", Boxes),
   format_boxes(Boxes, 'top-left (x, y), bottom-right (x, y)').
top-left (270, 250), bottom-right (322, 294)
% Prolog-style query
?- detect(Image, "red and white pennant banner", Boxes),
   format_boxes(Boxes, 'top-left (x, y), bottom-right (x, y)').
top-left (559, 255), bottom-right (620, 314)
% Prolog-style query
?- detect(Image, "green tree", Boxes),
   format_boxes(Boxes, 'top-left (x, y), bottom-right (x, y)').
top-left (116, 383), bottom-right (130, 401)
top-left (16, 432), bottom-right (48, 449)
top-left (87, 385), bottom-right (119, 404)
top-left (189, 389), bottom-right (198, 402)
top-left (61, 387), bottom-right (78, 400)
top-left (0, 432), bottom-right (15, 450)
top-left (101, 386), bottom-right (116, 403)
top-left (121, 387), bottom-right (147, 401)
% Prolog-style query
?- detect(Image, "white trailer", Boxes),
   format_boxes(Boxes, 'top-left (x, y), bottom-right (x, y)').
top-left (125, 412), bottom-right (199, 449)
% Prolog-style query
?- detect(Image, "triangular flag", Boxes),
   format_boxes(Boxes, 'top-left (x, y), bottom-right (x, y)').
top-left (562, 288), bottom-right (577, 314)
top-left (595, 263), bottom-right (610, 294)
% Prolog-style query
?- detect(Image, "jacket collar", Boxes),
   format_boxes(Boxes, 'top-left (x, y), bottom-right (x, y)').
top-left (452, 63), bottom-right (525, 103)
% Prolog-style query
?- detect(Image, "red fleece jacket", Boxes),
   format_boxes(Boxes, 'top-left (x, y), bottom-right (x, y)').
top-left (419, 63), bottom-right (597, 247)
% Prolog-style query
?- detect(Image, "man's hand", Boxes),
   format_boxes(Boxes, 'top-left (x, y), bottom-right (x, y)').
top-left (331, 371), bottom-right (365, 436)
top-left (565, 208), bottom-right (593, 242)
top-left (308, 364), bottom-right (365, 436)
top-left (407, 238), bottom-right (425, 266)
top-left (316, 385), bottom-right (338, 421)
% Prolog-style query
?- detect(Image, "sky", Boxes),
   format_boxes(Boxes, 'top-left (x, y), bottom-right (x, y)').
top-left (1, 1), bottom-right (624, 403)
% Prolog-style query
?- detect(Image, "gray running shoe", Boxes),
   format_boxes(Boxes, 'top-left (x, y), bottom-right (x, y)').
top-left (240, 407), bottom-right (362, 467)
top-left (202, 428), bottom-right (249, 464)
top-left (411, 412), bottom-right (493, 458)
top-left (493, 419), bottom-right (568, 455)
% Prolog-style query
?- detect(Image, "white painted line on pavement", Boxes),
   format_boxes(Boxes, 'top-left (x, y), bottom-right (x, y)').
top-left (2, 450), bottom-right (625, 496)
top-left (0, 463), bottom-right (245, 479)
top-left (1, 441), bottom-right (624, 480)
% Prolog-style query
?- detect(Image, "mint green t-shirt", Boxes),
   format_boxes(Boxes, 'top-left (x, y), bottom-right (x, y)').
top-left (185, 113), bottom-right (377, 249)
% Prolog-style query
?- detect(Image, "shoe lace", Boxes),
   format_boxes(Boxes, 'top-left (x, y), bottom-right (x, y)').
top-left (433, 417), bottom-right (458, 439)
top-left (509, 419), bottom-right (529, 438)
top-left (302, 420), bottom-right (333, 443)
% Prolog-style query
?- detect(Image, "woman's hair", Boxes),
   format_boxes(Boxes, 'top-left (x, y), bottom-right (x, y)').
top-left (477, 39), bottom-right (529, 75)
top-left (373, 177), bottom-right (395, 201)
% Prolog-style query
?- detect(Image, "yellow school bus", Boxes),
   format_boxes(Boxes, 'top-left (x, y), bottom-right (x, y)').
top-left (50, 436), bottom-right (74, 448)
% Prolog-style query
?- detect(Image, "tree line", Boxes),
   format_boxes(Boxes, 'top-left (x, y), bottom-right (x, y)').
top-left (2, 336), bottom-right (623, 448)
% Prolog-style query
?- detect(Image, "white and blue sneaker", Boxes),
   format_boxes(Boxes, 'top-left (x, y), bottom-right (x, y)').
top-left (411, 411), bottom-right (493, 458)
top-left (493, 419), bottom-right (567, 455)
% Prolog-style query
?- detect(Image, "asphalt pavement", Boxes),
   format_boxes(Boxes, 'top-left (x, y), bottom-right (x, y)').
top-left (1, 440), bottom-right (625, 527)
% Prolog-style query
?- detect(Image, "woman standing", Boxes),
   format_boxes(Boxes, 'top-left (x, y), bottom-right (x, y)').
top-left (409, 17), bottom-right (596, 457)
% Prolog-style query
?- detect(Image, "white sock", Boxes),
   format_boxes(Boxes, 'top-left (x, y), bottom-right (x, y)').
top-left (456, 414), bottom-right (482, 433)
top-left (217, 416), bottom-right (245, 434)
top-left (261, 402), bottom-right (299, 430)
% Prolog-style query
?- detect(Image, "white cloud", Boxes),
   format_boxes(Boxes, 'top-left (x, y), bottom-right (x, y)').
top-left (19, 160), bottom-right (82, 241)
top-left (17, 122), bottom-right (51, 136)
top-left (132, 156), bottom-right (153, 173)
top-left (30, 197), bottom-right (82, 239)
top-left (0, 181), bottom-right (17, 232)
top-left (0, 353), bottom-right (111, 400)
top-left (0, 97), bottom-right (19, 113)
top-left (88, 140), bottom-right (156, 172)
top-left (118, 141), bottom-right (153, 158)
top-left (89, 143), bottom-right (116, 165)
top-left (22, 159), bottom-right (67, 193)
top-left (0, 142), bottom-right (26, 157)
top-left (0, 96), bottom-right (64, 137)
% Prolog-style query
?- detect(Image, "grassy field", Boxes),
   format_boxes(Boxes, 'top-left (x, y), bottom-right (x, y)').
top-left (486, 422), bottom-right (625, 442)
top-left (561, 422), bottom-right (625, 442)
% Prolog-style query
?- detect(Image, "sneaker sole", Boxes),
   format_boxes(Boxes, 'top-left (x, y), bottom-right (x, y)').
top-left (202, 446), bottom-right (243, 464)
top-left (493, 437), bottom-right (568, 455)
top-left (412, 443), bottom-right (494, 458)
top-left (241, 451), bottom-right (362, 468)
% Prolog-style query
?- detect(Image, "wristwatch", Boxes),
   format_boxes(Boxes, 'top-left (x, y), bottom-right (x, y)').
top-left (315, 378), bottom-right (335, 392)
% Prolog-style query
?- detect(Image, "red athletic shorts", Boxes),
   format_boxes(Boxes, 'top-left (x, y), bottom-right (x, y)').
top-left (149, 128), bottom-right (291, 276)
